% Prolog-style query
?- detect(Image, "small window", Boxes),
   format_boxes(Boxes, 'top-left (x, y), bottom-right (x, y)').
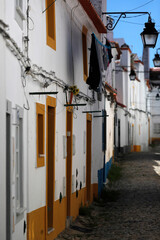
top-left (46, 0), bottom-right (56, 50)
top-left (36, 103), bottom-right (45, 167)
top-left (82, 26), bottom-right (88, 81)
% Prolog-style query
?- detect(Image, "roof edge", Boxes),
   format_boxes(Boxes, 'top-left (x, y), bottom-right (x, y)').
top-left (78, 0), bottom-right (107, 33)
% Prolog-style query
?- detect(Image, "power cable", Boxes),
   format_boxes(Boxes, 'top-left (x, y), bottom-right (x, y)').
top-left (42, 0), bottom-right (57, 14)
top-left (127, 0), bottom-right (155, 12)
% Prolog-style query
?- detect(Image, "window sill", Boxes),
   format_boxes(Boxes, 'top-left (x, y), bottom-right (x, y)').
top-left (16, 207), bottom-right (26, 216)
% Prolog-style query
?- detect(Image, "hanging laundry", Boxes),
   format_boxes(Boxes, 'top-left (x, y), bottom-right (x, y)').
top-left (106, 38), bottom-right (113, 63)
top-left (86, 33), bottom-right (103, 93)
top-left (103, 39), bottom-right (113, 70)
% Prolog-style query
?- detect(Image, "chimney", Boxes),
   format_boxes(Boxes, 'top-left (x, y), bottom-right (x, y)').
top-left (90, 0), bottom-right (103, 17)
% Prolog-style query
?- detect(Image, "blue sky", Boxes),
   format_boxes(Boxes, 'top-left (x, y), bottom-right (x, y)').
top-left (107, 0), bottom-right (160, 67)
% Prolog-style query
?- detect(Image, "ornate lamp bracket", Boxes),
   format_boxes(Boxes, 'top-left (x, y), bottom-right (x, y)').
top-left (102, 12), bottom-right (150, 31)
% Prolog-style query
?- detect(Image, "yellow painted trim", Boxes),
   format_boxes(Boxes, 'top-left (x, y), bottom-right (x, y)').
top-left (46, 95), bottom-right (56, 107)
top-left (82, 25), bottom-right (88, 82)
top-left (27, 184), bottom-right (99, 240)
top-left (86, 113), bottom-right (92, 121)
top-left (151, 138), bottom-right (160, 143)
top-left (86, 114), bottom-right (92, 203)
top-left (36, 103), bottom-right (45, 168)
top-left (46, 96), bottom-right (56, 238)
top-left (66, 108), bottom-right (73, 216)
top-left (82, 25), bottom-right (88, 35)
top-left (133, 145), bottom-right (141, 152)
top-left (66, 106), bottom-right (73, 112)
top-left (46, 0), bottom-right (56, 50)
top-left (27, 206), bottom-right (46, 240)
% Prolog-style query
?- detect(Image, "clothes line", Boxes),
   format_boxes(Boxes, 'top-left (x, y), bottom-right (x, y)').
top-left (92, 32), bottom-right (111, 49)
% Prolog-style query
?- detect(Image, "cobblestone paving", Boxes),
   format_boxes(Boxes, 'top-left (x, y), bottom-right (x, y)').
top-left (56, 146), bottom-right (160, 240)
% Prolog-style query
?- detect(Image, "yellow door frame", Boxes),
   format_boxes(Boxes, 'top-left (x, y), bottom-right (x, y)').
top-left (86, 113), bottom-right (92, 202)
top-left (46, 96), bottom-right (56, 237)
top-left (66, 107), bottom-right (73, 217)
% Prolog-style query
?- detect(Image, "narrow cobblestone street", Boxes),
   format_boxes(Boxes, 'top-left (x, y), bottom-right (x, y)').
top-left (56, 145), bottom-right (160, 240)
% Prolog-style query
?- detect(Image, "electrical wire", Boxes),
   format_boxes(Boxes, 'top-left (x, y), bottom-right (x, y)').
top-left (28, 16), bottom-right (34, 31)
top-left (127, 0), bottom-right (155, 12)
top-left (42, 0), bottom-right (57, 14)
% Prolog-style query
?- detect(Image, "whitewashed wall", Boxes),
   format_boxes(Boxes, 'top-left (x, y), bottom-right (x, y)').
top-left (1, 0), bottom-right (115, 238)
top-left (0, 4), bottom-right (6, 239)
top-left (27, 0), bottom-right (105, 212)
top-left (149, 88), bottom-right (160, 141)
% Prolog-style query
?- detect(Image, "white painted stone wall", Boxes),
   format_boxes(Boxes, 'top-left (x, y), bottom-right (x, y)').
top-left (115, 38), bottom-right (149, 152)
top-left (149, 88), bottom-right (160, 141)
top-left (0, 8), bottom-right (6, 240)
top-left (0, 0), bottom-right (116, 238)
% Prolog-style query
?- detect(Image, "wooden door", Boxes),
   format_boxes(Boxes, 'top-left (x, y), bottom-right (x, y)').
top-left (46, 97), bottom-right (56, 234)
top-left (86, 114), bottom-right (92, 202)
top-left (66, 108), bottom-right (73, 216)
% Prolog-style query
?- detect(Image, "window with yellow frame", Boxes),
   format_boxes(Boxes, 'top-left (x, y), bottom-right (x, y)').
top-left (82, 26), bottom-right (88, 81)
top-left (36, 103), bottom-right (45, 167)
top-left (46, 0), bottom-right (56, 50)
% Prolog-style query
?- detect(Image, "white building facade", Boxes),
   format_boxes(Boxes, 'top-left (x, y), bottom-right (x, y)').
top-left (0, 0), bottom-right (116, 239)
top-left (114, 41), bottom-right (150, 154)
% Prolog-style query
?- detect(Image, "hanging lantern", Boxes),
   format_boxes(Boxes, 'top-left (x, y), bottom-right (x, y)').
top-left (140, 15), bottom-right (159, 48)
top-left (153, 49), bottom-right (160, 67)
top-left (156, 93), bottom-right (160, 100)
top-left (129, 69), bottom-right (136, 81)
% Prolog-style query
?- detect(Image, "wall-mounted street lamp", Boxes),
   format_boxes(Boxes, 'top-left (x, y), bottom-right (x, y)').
top-left (129, 69), bottom-right (136, 81)
top-left (140, 15), bottom-right (159, 48)
top-left (156, 93), bottom-right (160, 100)
top-left (153, 48), bottom-right (160, 67)
top-left (102, 12), bottom-right (159, 48)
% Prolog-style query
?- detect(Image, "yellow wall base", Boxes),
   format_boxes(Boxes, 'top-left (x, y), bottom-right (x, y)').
top-left (151, 138), bottom-right (160, 143)
top-left (131, 145), bottom-right (141, 152)
top-left (27, 184), bottom-right (98, 240)
top-left (133, 145), bottom-right (141, 152)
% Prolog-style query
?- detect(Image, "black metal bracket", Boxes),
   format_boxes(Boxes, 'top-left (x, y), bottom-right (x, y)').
top-left (82, 111), bottom-right (101, 113)
top-left (156, 48), bottom-right (160, 54)
top-left (94, 115), bottom-right (109, 118)
top-left (102, 12), bottom-right (150, 31)
top-left (29, 92), bottom-right (58, 95)
top-left (64, 104), bottom-right (87, 107)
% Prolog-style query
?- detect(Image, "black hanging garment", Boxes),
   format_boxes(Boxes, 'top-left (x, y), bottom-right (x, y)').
top-left (104, 39), bottom-right (113, 67)
top-left (86, 34), bottom-right (101, 91)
